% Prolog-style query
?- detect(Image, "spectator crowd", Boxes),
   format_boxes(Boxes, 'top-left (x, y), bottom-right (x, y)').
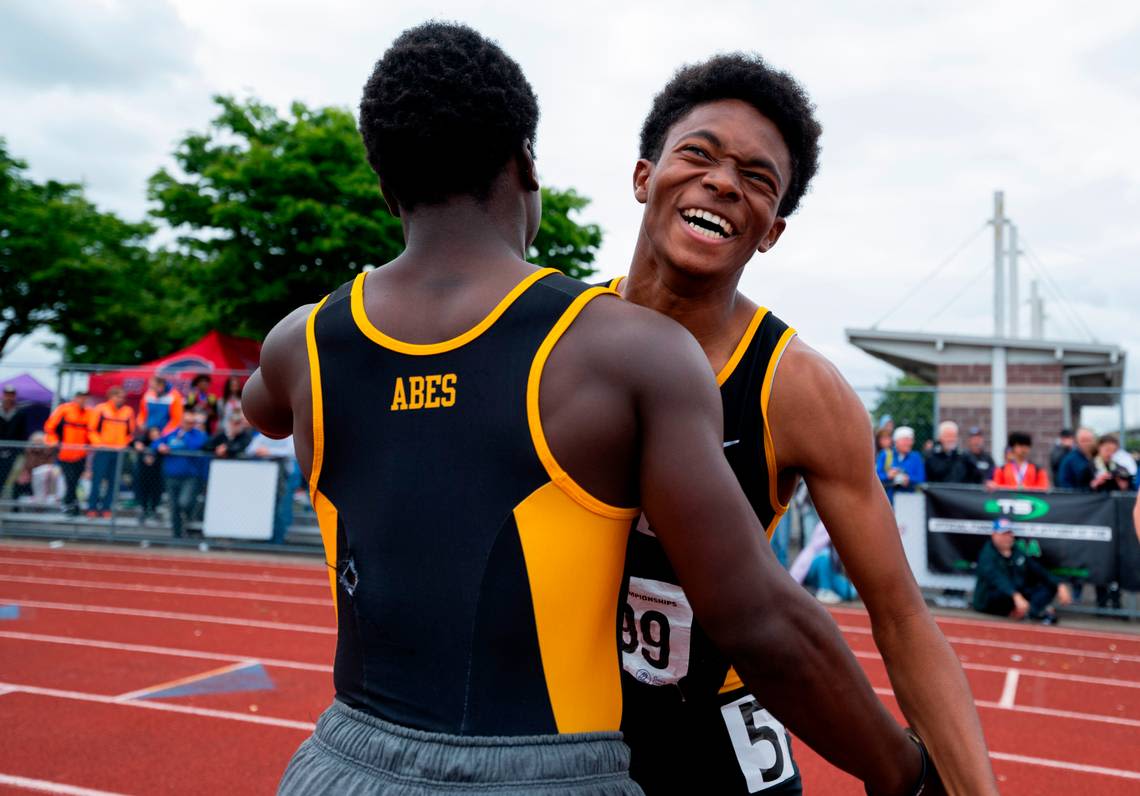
top-left (0, 374), bottom-right (302, 543)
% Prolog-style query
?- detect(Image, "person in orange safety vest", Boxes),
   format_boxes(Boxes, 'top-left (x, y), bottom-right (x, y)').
top-left (86, 386), bottom-right (136, 517)
top-left (43, 389), bottom-right (95, 515)
top-left (989, 432), bottom-right (1050, 491)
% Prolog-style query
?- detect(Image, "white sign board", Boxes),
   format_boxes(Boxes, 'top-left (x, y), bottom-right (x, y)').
top-left (895, 491), bottom-right (974, 590)
top-left (203, 459), bottom-right (278, 540)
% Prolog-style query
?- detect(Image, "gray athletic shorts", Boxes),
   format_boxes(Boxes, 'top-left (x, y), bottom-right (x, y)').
top-left (278, 701), bottom-right (645, 795)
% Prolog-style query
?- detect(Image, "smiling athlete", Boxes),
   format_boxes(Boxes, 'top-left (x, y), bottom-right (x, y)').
top-left (612, 56), bottom-right (997, 795)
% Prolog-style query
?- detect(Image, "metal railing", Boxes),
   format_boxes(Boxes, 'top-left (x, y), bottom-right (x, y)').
top-left (0, 440), bottom-right (321, 554)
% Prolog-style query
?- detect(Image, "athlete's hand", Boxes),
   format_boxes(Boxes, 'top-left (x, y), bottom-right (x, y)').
top-left (1057, 583), bottom-right (1073, 606)
top-left (1011, 592), bottom-right (1030, 619)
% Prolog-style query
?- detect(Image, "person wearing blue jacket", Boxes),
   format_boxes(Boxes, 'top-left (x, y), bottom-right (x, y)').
top-left (876, 426), bottom-right (926, 503)
top-left (153, 411), bottom-right (208, 538)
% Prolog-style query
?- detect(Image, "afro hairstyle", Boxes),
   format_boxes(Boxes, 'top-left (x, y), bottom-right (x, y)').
top-left (639, 54), bottom-right (821, 218)
top-left (358, 22), bottom-right (539, 212)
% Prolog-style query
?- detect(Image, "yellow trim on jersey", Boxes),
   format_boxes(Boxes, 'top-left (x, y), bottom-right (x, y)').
top-left (606, 276), bottom-right (624, 292)
top-left (761, 327), bottom-right (798, 515)
top-left (312, 488), bottom-right (340, 611)
top-left (305, 295), bottom-right (330, 500)
top-left (718, 510), bottom-right (787, 695)
top-left (526, 287), bottom-right (640, 521)
top-left (716, 306), bottom-right (770, 386)
top-left (350, 267), bottom-right (559, 355)
top-left (514, 481), bottom-right (630, 732)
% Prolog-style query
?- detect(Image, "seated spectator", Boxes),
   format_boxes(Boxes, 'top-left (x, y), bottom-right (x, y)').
top-left (925, 421), bottom-right (980, 484)
top-left (1056, 427), bottom-right (1101, 490)
top-left (13, 432), bottom-right (63, 505)
top-left (206, 413), bottom-right (253, 459)
top-left (788, 522), bottom-right (856, 604)
top-left (973, 523), bottom-right (1071, 624)
top-left (154, 411), bottom-right (208, 538)
top-left (876, 426), bottom-right (925, 502)
top-left (990, 432), bottom-right (1050, 490)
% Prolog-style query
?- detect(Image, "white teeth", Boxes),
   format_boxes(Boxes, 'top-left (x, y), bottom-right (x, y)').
top-left (681, 208), bottom-right (733, 237)
top-left (687, 221), bottom-right (723, 239)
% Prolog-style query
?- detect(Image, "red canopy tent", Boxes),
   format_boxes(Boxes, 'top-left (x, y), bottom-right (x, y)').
top-left (87, 331), bottom-right (262, 401)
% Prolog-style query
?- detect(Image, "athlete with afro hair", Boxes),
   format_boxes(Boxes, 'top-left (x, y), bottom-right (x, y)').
top-left (610, 53), bottom-right (995, 795)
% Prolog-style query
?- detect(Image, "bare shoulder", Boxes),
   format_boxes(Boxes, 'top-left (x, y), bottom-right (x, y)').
top-left (569, 292), bottom-right (715, 388)
top-left (772, 338), bottom-right (873, 470)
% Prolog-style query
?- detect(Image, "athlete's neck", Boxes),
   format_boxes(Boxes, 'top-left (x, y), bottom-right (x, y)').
top-left (624, 237), bottom-right (758, 370)
top-left (398, 199), bottom-right (530, 274)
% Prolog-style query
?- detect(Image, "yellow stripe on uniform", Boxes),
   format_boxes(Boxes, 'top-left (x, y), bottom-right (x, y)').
top-left (514, 481), bottom-right (630, 732)
top-left (526, 286), bottom-right (640, 521)
top-left (716, 307), bottom-right (770, 386)
top-left (760, 327), bottom-right (797, 515)
top-left (350, 268), bottom-right (559, 355)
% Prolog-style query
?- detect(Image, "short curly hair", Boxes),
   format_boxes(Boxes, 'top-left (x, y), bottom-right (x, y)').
top-left (358, 22), bottom-right (539, 211)
top-left (639, 54), bottom-right (821, 217)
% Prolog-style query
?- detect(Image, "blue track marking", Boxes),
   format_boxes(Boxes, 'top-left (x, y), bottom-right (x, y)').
top-left (0, 605), bottom-right (20, 620)
top-left (142, 663), bottom-right (275, 699)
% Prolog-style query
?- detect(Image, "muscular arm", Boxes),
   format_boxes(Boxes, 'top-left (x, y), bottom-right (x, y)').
top-left (241, 304), bottom-right (315, 473)
top-left (772, 341), bottom-right (996, 795)
top-left (626, 321), bottom-right (922, 795)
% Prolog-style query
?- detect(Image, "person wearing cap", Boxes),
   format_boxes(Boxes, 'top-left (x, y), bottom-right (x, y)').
top-left (0, 385), bottom-right (30, 498)
top-left (43, 389), bottom-right (96, 515)
top-left (876, 426), bottom-right (925, 502)
top-left (964, 426), bottom-right (996, 483)
top-left (972, 522), bottom-right (1071, 624)
top-left (1050, 428), bottom-right (1074, 484)
top-left (989, 432), bottom-right (1050, 491)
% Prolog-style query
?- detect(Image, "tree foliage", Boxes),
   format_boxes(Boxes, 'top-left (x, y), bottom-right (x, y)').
top-left (871, 374), bottom-right (935, 445)
top-left (0, 139), bottom-right (174, 363)
top-left (149, 96), bottom-right (602, 340)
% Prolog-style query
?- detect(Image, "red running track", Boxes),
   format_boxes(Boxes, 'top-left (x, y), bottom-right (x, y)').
top-left (0, 541), bottom-right (1138, 795)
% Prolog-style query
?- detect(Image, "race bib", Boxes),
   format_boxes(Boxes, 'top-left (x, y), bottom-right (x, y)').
top-left (621, 577), bottom-right (693, 686)
top-left (720, 694), bottom-right (795, 792)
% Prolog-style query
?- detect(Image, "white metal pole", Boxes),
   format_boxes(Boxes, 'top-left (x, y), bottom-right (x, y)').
top-left (1008, 224), bottom-right (1019, 338)
top-left (992, 346), bottom-right (1007, 465)
top-left (993, 191), bottom-right (1006, 339)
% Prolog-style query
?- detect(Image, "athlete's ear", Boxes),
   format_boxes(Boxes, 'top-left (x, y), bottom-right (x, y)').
top-left (758, 217), bottom-right (787, 253)
top-left (633, 159), bottom-right (653, 204)
top-left (518, 139), bottom-right (540, 193)
top-left (378, 180), bottom-right (400, 218)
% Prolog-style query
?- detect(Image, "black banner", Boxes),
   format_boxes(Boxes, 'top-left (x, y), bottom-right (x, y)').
top-left (925, 486), bottom-right (1118, 584)
top-left (1117, 493), bottom-right (1140, 591)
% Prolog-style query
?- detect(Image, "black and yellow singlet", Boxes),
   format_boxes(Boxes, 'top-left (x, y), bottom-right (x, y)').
top-left (605, 278), bottom-right (802, 794)
top-left (305, 268), bottom-right (639, 737)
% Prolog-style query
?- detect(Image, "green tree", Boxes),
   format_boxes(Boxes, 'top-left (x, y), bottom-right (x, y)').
top-left (0, 138), bottom-right (164, 363)
top-left (871, 374), bottom-right (935, 445)
top-left (149, 96), bottom-right (602, 341)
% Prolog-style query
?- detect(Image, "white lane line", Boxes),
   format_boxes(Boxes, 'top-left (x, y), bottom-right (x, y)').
top-left (840, 624), bottom-right (1140, 663)
top-left (0, 773), bottom-right (131, 796)
top-left (871, 685), bottom-right (1140, 728)
top-left (0, 630), bottom-right (332, 673)
top-left (999, 668), bottom-right (1020, 708)
top-left (853, 648), bottom-right (1140, 690)
top-left (0, 556), bottom-right (327, 587)
top-left (829, 605), bottom-right (1140, 646)
top-left (0, 574), bottom-right (331, 607)
top-left (1, 599), bottom-right (335, 634)
top-left (989, 752), bottom-right (1140, 781)
top-left (0, 543), bottom-right (323, 574)
top-left (1, 681), bottom-right (316, 731)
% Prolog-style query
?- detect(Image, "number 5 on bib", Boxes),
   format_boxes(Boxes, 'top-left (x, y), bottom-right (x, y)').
top-left (721, 694), bottom-right (795, 792)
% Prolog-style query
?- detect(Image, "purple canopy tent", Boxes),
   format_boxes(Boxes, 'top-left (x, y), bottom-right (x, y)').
top-left (0, 373), bottom-right (54, 404)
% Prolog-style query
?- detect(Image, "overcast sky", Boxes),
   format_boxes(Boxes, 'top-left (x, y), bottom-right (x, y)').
top-left (2, 0), bottom-right (1139, 422)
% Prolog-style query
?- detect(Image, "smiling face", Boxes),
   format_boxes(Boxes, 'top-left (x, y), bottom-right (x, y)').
top-left (633, 99), bottom-right (791, 282)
